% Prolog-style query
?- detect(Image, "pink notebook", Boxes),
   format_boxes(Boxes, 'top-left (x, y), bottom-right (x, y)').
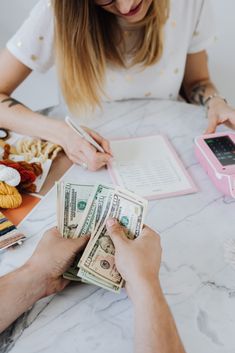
top-left (108, 135), bottom-right (197, 200)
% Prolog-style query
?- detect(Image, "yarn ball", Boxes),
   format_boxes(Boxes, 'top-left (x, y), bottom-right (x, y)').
top-left (0, 160), bottom-right (43, 193)
top-left (0, 165), bottom-right (21, 187)
top-left (0, 181), bottom-right (22, 209)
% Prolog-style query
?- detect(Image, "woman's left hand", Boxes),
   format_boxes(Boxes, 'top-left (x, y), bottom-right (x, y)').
top-left (205, 98), bottom-right (235, 134)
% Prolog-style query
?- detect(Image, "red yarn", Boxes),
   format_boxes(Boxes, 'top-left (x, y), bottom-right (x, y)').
top-left (0, 160), bottom-right (42, 192)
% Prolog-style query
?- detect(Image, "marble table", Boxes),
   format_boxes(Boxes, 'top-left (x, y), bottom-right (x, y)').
top-left (0, 99), bottom-right (235, 353)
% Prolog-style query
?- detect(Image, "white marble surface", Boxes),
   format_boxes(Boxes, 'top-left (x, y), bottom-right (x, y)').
top-left (0, 99), bottom-right (235, 353)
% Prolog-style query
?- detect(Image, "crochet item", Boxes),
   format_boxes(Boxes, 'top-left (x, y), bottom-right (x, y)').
top-left (16, 138), bottom-right (62, 162)
top-left (0, 141), bottom-right (17, 158)
top-left (0, 160), bottom-right (43, 193)
top-left (0, 181), bottom-right (22, 209)
top-left (1, 139), bottom-right (61, 162)
top-left (0, 165), bottom-right (21, 187)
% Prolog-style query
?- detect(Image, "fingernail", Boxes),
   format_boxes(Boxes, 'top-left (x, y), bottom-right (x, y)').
top-left (106, 218), bottom-right (117, 228)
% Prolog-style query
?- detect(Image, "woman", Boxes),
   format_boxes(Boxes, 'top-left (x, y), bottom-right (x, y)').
top-left (0, 0), bottom-right (234, 171)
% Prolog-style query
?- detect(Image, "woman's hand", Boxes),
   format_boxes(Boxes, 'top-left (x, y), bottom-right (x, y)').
top-left (60, 122), bottom-right (112, 171)
top-left (205, 98), bottom-right (235, 134)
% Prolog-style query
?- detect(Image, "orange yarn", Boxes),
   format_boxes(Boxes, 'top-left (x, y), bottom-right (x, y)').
top-left (3, 144), bottom-right (11, 160)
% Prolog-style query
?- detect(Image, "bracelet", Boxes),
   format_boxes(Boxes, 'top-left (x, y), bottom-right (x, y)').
top-left (204, 93), bottom-right (228, 109)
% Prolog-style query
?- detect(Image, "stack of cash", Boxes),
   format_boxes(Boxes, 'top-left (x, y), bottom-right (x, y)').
top-left (57, 182), bottom-right (148, 293)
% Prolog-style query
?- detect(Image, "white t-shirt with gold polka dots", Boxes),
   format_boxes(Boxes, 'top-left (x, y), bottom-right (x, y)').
top-left (7, 0), bottom-right (214, 102)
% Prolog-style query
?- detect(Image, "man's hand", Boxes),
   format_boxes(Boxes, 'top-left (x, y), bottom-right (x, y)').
top-left (0, 227), bottom-right (89, 333)
top-left (106, 219), bottom-right (186, 353)
top-left (106, 219), bottom-right (162, 299)
top-left (26, 227), bottom-right (89, 297)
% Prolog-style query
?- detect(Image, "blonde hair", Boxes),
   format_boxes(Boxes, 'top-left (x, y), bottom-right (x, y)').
top-left (53, 0), bottom-right (170, 113)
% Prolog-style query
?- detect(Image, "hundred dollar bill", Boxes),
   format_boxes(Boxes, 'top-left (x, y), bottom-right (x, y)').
top-left (78, 189), bottom-right (148, 290)
top-left (57, 182), bottom-right (94, 238)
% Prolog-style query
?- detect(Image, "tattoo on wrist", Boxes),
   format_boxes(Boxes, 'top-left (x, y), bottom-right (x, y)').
top-left (1, 98), bottom-right (24, 108)
top-left (190, 84), bottom-right (207, 106)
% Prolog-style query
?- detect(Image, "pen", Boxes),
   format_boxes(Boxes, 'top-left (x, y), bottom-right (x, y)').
top-left (65, 116), bottom-right (105, 153)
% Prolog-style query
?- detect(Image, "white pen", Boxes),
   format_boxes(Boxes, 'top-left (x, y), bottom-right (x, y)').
top-left (65, 116), bottom-right (105, 153)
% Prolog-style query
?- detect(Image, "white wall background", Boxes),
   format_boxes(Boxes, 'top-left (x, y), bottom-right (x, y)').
top-left (0, 0), bottom-right (58, 111)
top-left (208, 0), bottom-right (235, 106)
top-left (0, 0), bottom-right (235, 109)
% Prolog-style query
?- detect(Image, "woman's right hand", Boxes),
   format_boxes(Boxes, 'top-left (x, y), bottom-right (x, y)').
top-left (59, 121), bottom-right (112, 171)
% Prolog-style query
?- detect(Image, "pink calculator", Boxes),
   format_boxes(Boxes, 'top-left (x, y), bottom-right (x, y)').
top-left (195, 132), bottom-right (235, 198)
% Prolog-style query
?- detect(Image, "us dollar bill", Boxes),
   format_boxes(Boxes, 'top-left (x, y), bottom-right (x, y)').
top-left (58, 182), bottom-right (148, 292)
top-left (74, 184), bottom-right (115, 238)
top-left (78, 188), bottom-right (148, 291)
top-left (62, 183), bottom-right (115, 279)
top-left (57, 182), bottom-right (94, 238)
top-left (78, 268), bottom-right (121, 292)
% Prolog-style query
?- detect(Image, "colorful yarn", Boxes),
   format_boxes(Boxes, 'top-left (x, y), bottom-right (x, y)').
top-left (3, 144), bottom-right (11, 160)
top-left (0, 165), bottom-right (21, 187)
top-left (0, 181), bottom-right (22, 209)
top-left (0, 160), bottom-right (43, 193)
top-left (0, 142), bottom-right (17, 158)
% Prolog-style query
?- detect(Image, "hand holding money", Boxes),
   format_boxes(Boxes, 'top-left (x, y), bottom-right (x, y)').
top-left (26, 228), bottom-right (89, 296)
top-left (57, 182), bottom-right (148, 292)
top-left (106, 219), bottom-right (162, 298)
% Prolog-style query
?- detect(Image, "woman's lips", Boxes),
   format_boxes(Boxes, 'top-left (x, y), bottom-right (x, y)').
top-left (121, 0), bottom-right (143, 17)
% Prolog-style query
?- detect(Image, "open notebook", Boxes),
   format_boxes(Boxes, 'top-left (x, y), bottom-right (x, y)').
top-left (108, 135), bottom-right (197, 200)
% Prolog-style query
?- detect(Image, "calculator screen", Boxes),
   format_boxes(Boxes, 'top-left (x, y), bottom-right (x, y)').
top-left (205, 136), bottom-right (235, 166)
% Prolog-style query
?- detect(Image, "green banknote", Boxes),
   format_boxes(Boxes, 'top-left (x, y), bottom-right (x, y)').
top-left (74, 184), bottom-right (115, 238)
top-left (62, 183), bottom-right (114, 280)
top-left (57, 182), bottom-right (94, 238)
top-left (78, 188), bottom-right (148, 291)
top-left (57, 182), bottom-right (148, 293)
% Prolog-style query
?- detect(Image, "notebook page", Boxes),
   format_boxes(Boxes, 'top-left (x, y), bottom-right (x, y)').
top-left (109, 135), bottom-right (196, 199)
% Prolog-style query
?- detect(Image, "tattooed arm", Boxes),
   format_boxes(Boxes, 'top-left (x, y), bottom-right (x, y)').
top-left (0, 49), bottom-right (66, 142)
top-left (182, 51), bottom-right (218, 106)
top-left (1, 97), bottom-right (25, 108)
top-left (0, 49), bottom-right (65, 144)
top-left (0, 49), bottom-right (111, 170)
top-left (182, 50), bottom-right (235, 133)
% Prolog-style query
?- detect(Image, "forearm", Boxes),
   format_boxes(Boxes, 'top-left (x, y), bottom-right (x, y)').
top-left (0, 93), bottom-right (64, 144)
top-left (185, 79), bottom-right (218, 106)
top-left (0, 264), bottom-right (46, 333)
top-left (130, 279), bottom-right (186, 353)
